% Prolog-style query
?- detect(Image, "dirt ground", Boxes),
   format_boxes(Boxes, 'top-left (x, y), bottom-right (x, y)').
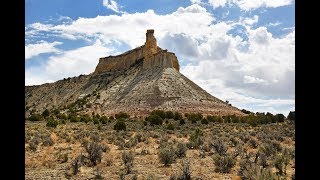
top-left (25, 119), bottom-right (295, 179)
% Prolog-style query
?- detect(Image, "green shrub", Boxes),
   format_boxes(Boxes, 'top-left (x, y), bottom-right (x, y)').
top-left (100, 116), bottom-right (108, 124)
top-left (93, 117), bottom-right (100, 124)
top-left (42, 109), bottom-right (50, 117)
top-left (187, 113), bottom-right (203, 123)
top-left (166, 123), bottom-right (175, 130)
top-left (189, 128), bottom-right (204, 148)
top-left (287, 111), bottom-right (295, 121)
top-left (165, 111), bottom-right (174, 119)
top-left (179, 119), bottom-right (185, 125)
top-left (56, 113), bottom-right (67, 120)
top-left (275, 114), bottom-right (285, 122)
top-left (79, 114), bottom-right (91, 123)
top-left (46, 118), bottom-right (58, 128)
top-left (241, 163), bottom-right (275, 180)
top-left (207, 115), bottom-right (223, 123)
top-left (174, 112), bottom-right (183, 120)
top-left (109, 116), bottom-right (114, 120)
top-left (147, 114), bottom-right (163, 126)
top-left (28, 113), bottom-right (42, 121)
top-left (114, 120), bottom-right (126, 131)
top-left (212, 154), bottom-right (236, 173)
top-left (175, 143), bottom-right (187, 158)
top-left (82, 140), bottom-right (103, 166)
top-left (158, 146), bottom-right (176, 166)
top-left (115, 112), bottom-right (130, 119)
top-left (69, 114), bottom-right (79, 122)
top-left (122, 150), bottom-right (134, 174)
top-left (201, 118), bottom-right (208, 124)
top-left (151, 110), bottom-right (166, 119)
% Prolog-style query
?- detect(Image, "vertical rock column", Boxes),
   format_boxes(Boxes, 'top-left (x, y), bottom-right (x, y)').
top-left (143, 29), bottom-right (157, 69)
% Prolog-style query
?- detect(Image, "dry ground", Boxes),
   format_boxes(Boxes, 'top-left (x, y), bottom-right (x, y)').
top-left (25, 119), bottom-right (295, 179)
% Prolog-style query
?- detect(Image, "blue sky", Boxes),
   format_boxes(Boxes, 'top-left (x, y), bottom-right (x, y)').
top-left (25, 0), bottom-right (295, 116)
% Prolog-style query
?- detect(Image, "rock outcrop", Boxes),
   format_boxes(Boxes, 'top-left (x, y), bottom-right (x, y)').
top-left (94, 29), bottom-right (179, 74)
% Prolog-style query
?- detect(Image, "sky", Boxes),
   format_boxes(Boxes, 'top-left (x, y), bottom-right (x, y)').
top-left (25, 0), bottom-right (295, 116)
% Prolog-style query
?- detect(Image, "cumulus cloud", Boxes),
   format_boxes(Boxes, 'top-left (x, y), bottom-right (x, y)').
top-left (25, 41), bottom-right (62, 60)
top-left (103, 0), bottom-right (122, 13)
top-left (190, 0), bottom-right (202, 4)
top-left (207, 0), bottom-right (293, 10)
top-left (25, 40), bottom-right (116, 85)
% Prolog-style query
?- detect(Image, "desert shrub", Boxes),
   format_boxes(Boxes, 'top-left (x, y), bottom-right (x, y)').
top-left (258, 152), bottom-right (268, 168)
top-left (125, 138), bottom-right (138, 148)
top-left (82, 140), bottom-right (103, 166)
top-left (274, 154), bottom-right (285, 175)
top-left (42, 109), bottom-right (50, 117)
top-left (166, 111), bottom-right (174, 119)
top-left (109, 116), bottom-right (114, 120)
top-left (177, 159), bottom-right (191, 180)
top-left (147, 114), bottom-right (163, 126)
top-left (70, 155), bottom-right (85, 175)
top-left (28, 113), bottom-right (42, 121)
top-left (287, 111), bottom-right (295, 121)
top-left (29, 138), bottom-right (39, 152)
top-left (241, 109), bottom-right (252, 114)
top-left (115, 112), bottom-right (130, 119)
top-left (167, 123), bottom-right (175, 130)
top-left (46, 118), bottom-right (59, 128)
top-left (211, 139), bottom-right (228, 156)
top-left (42, 135), bottom-right (54, 146)
top-left (175, 142), bottom-right (187, 158)
top-left (150, 110), bottom-right (166, 119)
top-left (207, 115), bottom-right (223, 123)
top-left (187, 113), bottom-right (203, 123)
top-left (201, 118), bottom-right (209, 124)
top-left (275, 114), bottom-right (285, 123)
top-left (179, 119), bottom-right (185, 125)
top-left (79, 114), bottom-right (91, 123)
top-left (57, 153), bottom-right (68, 164)
top-left (259, 140), bottom-right (281, 158)
top-left (114, 120), bottom-right (126, 131)
top-left (248, 138), bottom-right (259, 149)
top-left (174, 112), bottom-right (183, 120)
top-left (159, 145), bottom-right (176, 166)
top-left (56, 113), bottom-right (67, 120)
top-left (188, 128), bottom-right (204, 149)
top-left (92, 117), bottom-right (100, 124)
top-left (69, 114), bottom-right (79, 122)
top-left (100, 116), bottom-right (108, 124)
top-left (242, 163), bottom-right (275, 180)
top-left (122, 150), bottom-right (134, 174)
top-left (212, 154), bottom-right (236, 173)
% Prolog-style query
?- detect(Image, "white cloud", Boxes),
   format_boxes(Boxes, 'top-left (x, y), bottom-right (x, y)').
top-left (207, 0), bottom-right (293, 10)
top-left (25, 40), bottom-right (116, 86)
top-left (190, 0), bottom-right (202, 4)
top-left (208, 0), bottom-right (228, 8)
top-left (103, 0), bottom-right (122, 13)
top-left (269, 21), bottom-right (281, 27)
top-left (235, 0), bottom-right (293, 11)
top-left (241, 15), bottom-right (259, 26)
top-left (25, 41), bottom-right (62, 60)
top-left (243, 75), bottom-right (268, 84)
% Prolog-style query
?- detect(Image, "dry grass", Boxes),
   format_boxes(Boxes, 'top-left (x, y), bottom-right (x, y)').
top-left (25, 120), bottom-right (295, 179)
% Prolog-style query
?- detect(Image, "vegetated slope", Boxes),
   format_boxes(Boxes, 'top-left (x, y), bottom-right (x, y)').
top-left (25, 60), bottom-right (243, 117)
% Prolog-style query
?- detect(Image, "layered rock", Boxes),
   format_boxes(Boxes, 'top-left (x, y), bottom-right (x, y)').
top-left (93, 29), bottom-right (179, 74)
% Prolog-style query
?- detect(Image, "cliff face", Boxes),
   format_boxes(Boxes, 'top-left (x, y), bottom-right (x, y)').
top-left (93, 29), bottom-right (179, 74)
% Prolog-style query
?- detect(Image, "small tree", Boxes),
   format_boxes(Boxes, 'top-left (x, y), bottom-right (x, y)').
top-left (174, 112), bottom-right (183, 120)
top-left (167, 123), bottom-right (175, 130)
top-left (148, 114), bottom-right (163, 126)
top-left (115, 112), bottom-right (130, 119)
top-left (28, 113), bottom-right (42, 121)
